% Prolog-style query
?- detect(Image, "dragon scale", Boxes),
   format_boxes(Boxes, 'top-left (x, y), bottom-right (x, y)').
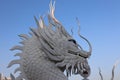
top-left (8, 1), bottom-right (92, 80)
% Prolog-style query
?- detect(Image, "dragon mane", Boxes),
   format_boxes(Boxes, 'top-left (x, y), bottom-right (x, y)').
top-left (8, 1), bottom-right (92, 80)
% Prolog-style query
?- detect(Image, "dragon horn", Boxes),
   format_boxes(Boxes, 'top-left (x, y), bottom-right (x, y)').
top-left (49, 1), bottom-right (60, 24)
top-left (76, 18), bottom-right (92, 58)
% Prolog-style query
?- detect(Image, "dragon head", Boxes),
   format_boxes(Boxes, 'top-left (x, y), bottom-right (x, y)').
top-left (30, 1), bottom-right (92, 79)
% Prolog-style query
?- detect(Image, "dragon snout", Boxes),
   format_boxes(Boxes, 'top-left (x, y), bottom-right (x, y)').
top-left (81, 68), bottom-right (90, 78)
top-left (79, 62), bottom-right (91, 78)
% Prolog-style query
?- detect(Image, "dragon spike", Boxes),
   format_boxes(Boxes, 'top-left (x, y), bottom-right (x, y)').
top-left (111, 60), bottom-right (120, 80)
top-left (19, 40), bottom-right (27, 45)
top-left (18, 34), bottom-right (29, 40)
top-left (29, 32), bottom-right (34, 36)
top-left (7, 60), bottom-right (21, 68)
top-left (14, 53), bottom-right (22, 57)
top-left (14, 67), bottom-right (21, 73)
top-left (99, 68), bottom-right (103, 80)
top-left (19, 41), bottom-right (25, 45)
top-left (10, 73), bottom-right (15, 80)
top-left (10, 45), bottom-right (23, 51)
top-left (39, 16), bottom-right (45, 28)
top-left (30, 27), bottom-right (40, 37)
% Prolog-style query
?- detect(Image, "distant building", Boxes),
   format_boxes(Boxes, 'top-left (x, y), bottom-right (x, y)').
top-left (0, 73), bottom-right (11, 80)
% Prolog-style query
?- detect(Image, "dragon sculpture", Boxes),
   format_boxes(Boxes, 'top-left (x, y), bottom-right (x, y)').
top-left (8, 1), bottom-right (92, 80)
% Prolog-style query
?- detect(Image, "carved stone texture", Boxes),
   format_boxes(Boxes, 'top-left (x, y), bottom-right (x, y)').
top-left (8, 1), bottom-right (92, 80)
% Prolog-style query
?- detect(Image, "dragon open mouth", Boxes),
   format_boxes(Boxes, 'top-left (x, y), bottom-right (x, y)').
top-left (80, 68), bottom-right (90, 78)
top-left (83, 70), bottom-right (88, 75)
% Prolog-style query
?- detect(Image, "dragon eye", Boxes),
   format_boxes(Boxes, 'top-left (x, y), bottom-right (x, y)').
top-left (68, 39), bottom-right (77, 44)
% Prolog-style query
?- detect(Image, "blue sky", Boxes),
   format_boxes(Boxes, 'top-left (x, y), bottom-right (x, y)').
top-left (0, 0), bottom-right (120, 80)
